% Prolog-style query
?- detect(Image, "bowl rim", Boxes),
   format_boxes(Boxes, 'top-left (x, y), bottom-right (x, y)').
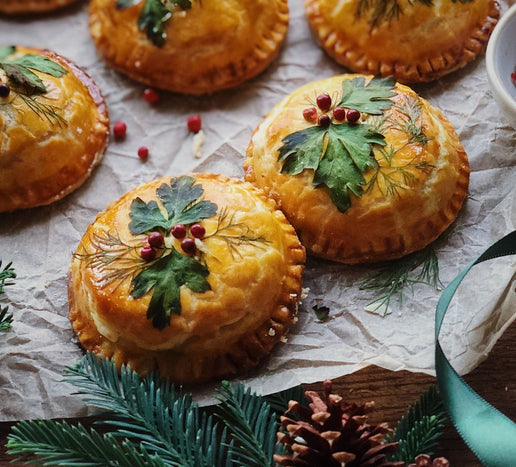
top-left (486, 3), bottom-right (516, 115)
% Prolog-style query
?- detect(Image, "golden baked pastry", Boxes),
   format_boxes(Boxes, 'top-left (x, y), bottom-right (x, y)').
top-left (68, 174), bottom-right (305, 384)
top-left (0, 0), bottom-right (79, 14)
top-left (89, 0), bottom-right (289, 95)
top-left (304, 0), bottom-right (499, 83)
top-left (244, 74), bottom-right (470, 264)
top-left (0, 46), bottom-right (109, 213)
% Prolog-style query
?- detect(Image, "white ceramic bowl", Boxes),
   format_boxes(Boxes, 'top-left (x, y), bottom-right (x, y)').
top-left (486, 3), bottom-right (516, 130)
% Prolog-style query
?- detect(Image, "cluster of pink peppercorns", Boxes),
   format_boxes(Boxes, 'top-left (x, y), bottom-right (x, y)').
top-left (140, 223), bottom-right (207, 261)
top-left (303, 93), bottom-right (361, 127)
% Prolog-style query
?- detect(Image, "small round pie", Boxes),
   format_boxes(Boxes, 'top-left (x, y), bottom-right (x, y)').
top-left (0, 0), bottom-right (79, 14)
top-left (0, 46), bottom-right (109, 213)
top-left (244, 74), bottom-right (470, 264)
top-left (304, 0), bottom-right (499, 83)
top-left (89, 0), bottom-right (289, 94)
top-left (68, 173), bottom-right (305, 384)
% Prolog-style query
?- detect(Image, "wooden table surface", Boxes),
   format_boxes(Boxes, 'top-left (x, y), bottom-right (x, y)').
top-left (1, 319), bottom-right (515, 466)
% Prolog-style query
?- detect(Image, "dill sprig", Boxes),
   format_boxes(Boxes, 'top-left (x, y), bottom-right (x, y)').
top-left (360, 245), bottom-right (441, 316)
top-left (0, 261), bottom-right (16, 331)
top-left (74, 230), bottom-right (149, 289)
top-left (365, 94), bottom-right (433, 197)
top-left (19, 95), bottom-right (67, 127)
top-left (204, 207), bottom-right (269, 259)
top-left (356, 0), bottom-right (435, 29)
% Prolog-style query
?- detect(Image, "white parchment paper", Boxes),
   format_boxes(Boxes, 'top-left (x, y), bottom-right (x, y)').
top-left (0, 1), bottom-right (515, 421)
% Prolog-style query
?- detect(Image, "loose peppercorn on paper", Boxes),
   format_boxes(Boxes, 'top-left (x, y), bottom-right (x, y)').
top-left (0, 1), bottom-right (515, 421)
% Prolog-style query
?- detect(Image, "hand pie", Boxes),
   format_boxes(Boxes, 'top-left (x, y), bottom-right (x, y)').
top-left (244, 74), bottom-right (470, 264)
top-left (304, 0), bottom-right (499, 83)
top-left (89, 0), bottom-right (289, 95)
top-left (0, 46), bottom-right (109, 213)
top-left (68, 174), bottom-right (305, 384)
top-left (0, 0), bottom-right (79, 14)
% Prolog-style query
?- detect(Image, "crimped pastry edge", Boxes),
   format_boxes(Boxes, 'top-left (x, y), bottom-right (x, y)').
top-left (89, 0), bottom-right (289, 94)
top-left (304, 0), bottom-right (500, 83)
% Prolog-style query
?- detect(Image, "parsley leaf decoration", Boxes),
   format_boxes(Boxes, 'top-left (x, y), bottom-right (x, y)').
top-left (0, 47), bottom-right (67, 95)
top-left (278, 77), bottom-right (396, 212)
top-left (131, 248), bottom-right (210, 330)
top-left (279, 119), bottom-right (386, 212)
top-left (339, 76), bottom-right (396, 115)
top-left (125, 176), bottom-right (217, 329)
top-left (117, 0), bottom-right (192, 47)
top-left (129, 176), bottom-right (217, 235)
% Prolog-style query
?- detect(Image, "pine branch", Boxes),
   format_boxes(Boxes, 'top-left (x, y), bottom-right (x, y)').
top-left (7, 420), bottom-right (166, 466)
top-left (216, 381), bottom-right (278, 467)
top-left (64, 353), bottom-right (229, 466)
top-left (387, 385), bottom-right (448, 463)
top-left (0, 260), bottom-right (15, 331)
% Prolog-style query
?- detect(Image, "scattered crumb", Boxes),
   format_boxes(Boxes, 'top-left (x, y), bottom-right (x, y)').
top-left (192, 129), bottom-right (205, 159)
top-left (268, 328), bottom-right (276, 337)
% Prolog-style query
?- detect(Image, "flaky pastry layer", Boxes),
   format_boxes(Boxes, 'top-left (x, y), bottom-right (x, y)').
top-left (304, 0), bottom-right (499, 83)
top-left (0, 46), bottom-right (109, 212)
top-left (244, 74), bottom-right (470, 263)
top-left (89, 0), bottom-right (289, 94)
top-left (69, 173), bottom-right (305, 384)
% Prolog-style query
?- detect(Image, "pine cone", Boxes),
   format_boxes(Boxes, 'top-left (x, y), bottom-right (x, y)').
top-left (274, 380), bottom-right (404, 467)
top-left (408, 454), bottom-right (450, 467)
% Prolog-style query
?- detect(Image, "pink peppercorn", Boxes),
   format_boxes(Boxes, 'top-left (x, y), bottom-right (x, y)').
top-left (187, 115), bottom-right (202, 133)
top-left (137, 146), bottom-right (149, 160)
top-left (143, 88), bottom-right (160, 104)
top-left (113, 121), bottom-right (127, 138)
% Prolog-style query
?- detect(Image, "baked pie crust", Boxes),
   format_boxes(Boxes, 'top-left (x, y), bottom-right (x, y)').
top-left (0, 46), bottom-right (109, 213)
top-left (0, 0), bottom-right (79, 14)
top-left (89, 0), bottom-right (289, 94)
top-left (68, 173), bottom-right (305, 384)
top-left (244, 74), bottom-right (470, 264)
top-left (304, 0), bottom-right (499, 83)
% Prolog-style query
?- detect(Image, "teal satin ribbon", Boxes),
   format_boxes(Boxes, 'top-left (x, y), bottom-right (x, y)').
top-left (435, 230), bottom-right (516, 466)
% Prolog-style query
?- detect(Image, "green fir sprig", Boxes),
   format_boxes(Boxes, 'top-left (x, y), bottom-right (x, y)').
top-left (360, 245), bottom-right (441, 316)
top-left (0, 261), bottom-right (16, 332)
top-left (387, 385), bottom-right (448, 463)
top-left (6, 353), bottom-right (448, 466)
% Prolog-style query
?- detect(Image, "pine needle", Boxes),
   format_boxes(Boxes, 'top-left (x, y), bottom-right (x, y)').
top-left (387, 385), bottom-right (448, 463)
top-left (216, 381), bottom-right (278, 467)
top-left (0, 260), bottom-right (16, 331)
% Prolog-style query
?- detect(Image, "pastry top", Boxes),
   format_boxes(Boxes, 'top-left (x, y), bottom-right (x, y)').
top-left (89, 0), bottom-right (289, 94)
top-left (69, 174), bottom-right (305, 382)
top-left (304, 0), bottom-right (499, 83)
top-left (0, 0), bottom-right (79, 14)
top-left (244, 74), bottom-right (470, 263)
top-left (0, 46), bottom-right (109, 213)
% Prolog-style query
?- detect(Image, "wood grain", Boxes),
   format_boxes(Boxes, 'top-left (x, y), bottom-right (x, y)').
top-left (1, 320), bottom-right (515, 466)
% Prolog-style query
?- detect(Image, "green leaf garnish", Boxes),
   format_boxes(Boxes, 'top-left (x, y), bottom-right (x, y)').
top-left (0, 50), bottom-right (67, 95)
top-left (279, 121), bottom-right (385, 212)
top-left (131, 248), bottom-right (211, 330)
top-left (0, 46), bottom-right (15, 61)
top-left (278, 76), bottom-right (399, 212)
top-left (129, 176), bottom-right (217, 235)
top-left (339, 76), bottom-right (397, 115)
top-left (117, 0), bottom-right (192, 47)
top-left (0, 261), bottom-right (16, 332)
